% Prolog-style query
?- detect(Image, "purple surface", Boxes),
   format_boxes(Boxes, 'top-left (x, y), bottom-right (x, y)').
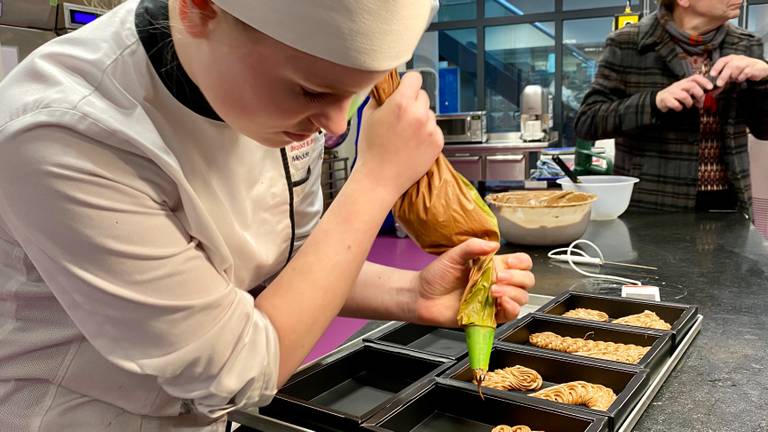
top-left (302, 235), bottom-right (436, 364)
top-left (365, 235), bottom-right (436, 271)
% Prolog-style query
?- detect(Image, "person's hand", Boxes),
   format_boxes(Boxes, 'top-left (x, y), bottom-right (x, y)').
top-left (491, 252), bottom-right (534, 322)
top-left (710, 55), bottom-right (768, 87)
top-left (354, 72), bottom-right (443, 200)
top-left (655, 75), bottom-right (714, 112)
top-left (412, 239), bottom-right (534, 327)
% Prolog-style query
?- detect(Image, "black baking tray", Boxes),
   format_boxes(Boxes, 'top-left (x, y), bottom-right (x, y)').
top-left (362, 379), bottom-right (608, 432)
top-left (496, 314), bottom-right (672, 374)
top-left (537, 291), bottom-right (698, 347)
top-left (364, 323), bottom-right (467, 360)
top-left (440, 344), bottom-right (647, 431)
top-left (260, 343), bottom-right (454, 431)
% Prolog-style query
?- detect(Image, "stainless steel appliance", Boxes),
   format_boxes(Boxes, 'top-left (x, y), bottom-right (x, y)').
top-left (62, 2), bottom-right (106, 31)
top-left (520, 85), bottom-right (553, 142)
top-left (0, 0), bottom-right (57, 78)
top-left (436, 111), bottom-right (487, 144)
top-left (0, 0), bottom-right (109, 80)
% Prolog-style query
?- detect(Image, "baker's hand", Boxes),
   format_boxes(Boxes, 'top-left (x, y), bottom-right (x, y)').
top-left (492, 252), bottom-right (534, 322)
top-left (355, 72), bottom-right (443, 201)
top-left (655, 75), bottom-right (713, 112)
top-left (710, 55), bottom-right (768, 87)
top-left (412, 239), bottom-right (534, 327)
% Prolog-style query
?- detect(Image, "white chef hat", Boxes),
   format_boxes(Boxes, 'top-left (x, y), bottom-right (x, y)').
top-left (211, 0), bottom-right (439, 71)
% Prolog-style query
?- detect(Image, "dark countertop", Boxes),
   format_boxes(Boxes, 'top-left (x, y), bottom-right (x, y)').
top-left (504, 211), bottom-right (768, 432)
top-left (235, 211), bottom-right (768, 431)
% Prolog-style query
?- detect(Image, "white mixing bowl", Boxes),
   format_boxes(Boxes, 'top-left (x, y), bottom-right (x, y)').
top-left (556, 176), bottom-right (639, 220)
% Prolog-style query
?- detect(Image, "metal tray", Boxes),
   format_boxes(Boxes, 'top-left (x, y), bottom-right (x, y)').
top-left (536, 292), bottom-right (698, 347)
top-left (361, 294), bottom-right (555, 361)
top-left (230, 303), bottom-right (703, 432)
top-left (259, 343), bottom-right (453, 431)
top-left (364, 324), bottom-right (467, 360)
top-left (361, 379), bottom-right (608, 432)
top-left (496, 314), bottom-right (672, 374)
top-left (440, 344), bottom-right (647, 431)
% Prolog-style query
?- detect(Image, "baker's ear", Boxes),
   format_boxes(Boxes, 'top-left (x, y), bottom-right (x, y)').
top-left (177, 0), bottom-right (218, 38)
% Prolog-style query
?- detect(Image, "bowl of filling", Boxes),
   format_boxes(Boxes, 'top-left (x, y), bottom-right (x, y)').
top-left (486, 191), bottom-right (598, 246)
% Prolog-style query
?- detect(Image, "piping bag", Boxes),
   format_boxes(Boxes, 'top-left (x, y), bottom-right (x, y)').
top-left (370, 70), bottom-right (500, 396)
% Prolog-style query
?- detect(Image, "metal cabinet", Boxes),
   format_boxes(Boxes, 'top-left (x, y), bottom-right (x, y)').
top-left (446, 156), bottom-right (483, 181)
top-left (0, 0), bottom-right (115, 70)
top-left (486, 154), bottom-right (526, 181)
top-left (321, 154), bottom-right (349, 213)
top-left (0, 0), bottom-right (57, 29)
top-left (443, 141), bottom-right (553, 182)
top-left (0, 25), bottom-right (55, 66)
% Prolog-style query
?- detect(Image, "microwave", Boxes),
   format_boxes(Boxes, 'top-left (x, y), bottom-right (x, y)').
top-left (436, 111), bottom-right (487, 143)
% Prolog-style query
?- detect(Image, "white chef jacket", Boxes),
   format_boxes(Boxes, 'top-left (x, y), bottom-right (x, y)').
top-left (0, 0), bottom-right (324, 430)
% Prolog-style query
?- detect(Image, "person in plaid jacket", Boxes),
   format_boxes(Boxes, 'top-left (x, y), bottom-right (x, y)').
top-left (576, 0), bottom-right (768, 215)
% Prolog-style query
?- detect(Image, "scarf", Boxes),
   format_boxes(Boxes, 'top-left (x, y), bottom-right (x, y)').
top-left (657, 6), bottom-right (728, 73)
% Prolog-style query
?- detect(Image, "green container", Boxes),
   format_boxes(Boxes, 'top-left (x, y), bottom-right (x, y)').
top-left (574, 138), bottom-right (613, 176)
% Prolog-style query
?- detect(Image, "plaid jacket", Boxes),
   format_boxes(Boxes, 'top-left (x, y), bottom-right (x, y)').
top-left (575, 13), bottom-right (768, 215)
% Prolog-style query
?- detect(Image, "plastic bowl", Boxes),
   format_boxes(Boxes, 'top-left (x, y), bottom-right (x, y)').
top-left (485, 191), bottom-right (597, 246)
top-left (556, 176), bottom-right (639, 220)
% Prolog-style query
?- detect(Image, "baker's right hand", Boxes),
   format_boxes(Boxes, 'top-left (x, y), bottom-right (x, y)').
top-left (355, 72), bottom-right (444, 200)
top-left (655, 75), bottom-right (714, 112)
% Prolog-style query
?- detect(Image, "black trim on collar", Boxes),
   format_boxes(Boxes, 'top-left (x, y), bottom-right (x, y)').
top-left (135, 0), bottom-right (223, 122)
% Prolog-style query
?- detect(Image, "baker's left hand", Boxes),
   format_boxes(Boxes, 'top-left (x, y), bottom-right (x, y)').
top-left (710, 55), bottom-right (768, 87)
top-left (412, 238), bottom-right (534, 327)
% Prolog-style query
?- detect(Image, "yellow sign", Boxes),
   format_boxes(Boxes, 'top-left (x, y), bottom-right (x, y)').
top-left (614, 3), bottom-right (640, 30)
top-left (615, 14), bottom-right (640, 30)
